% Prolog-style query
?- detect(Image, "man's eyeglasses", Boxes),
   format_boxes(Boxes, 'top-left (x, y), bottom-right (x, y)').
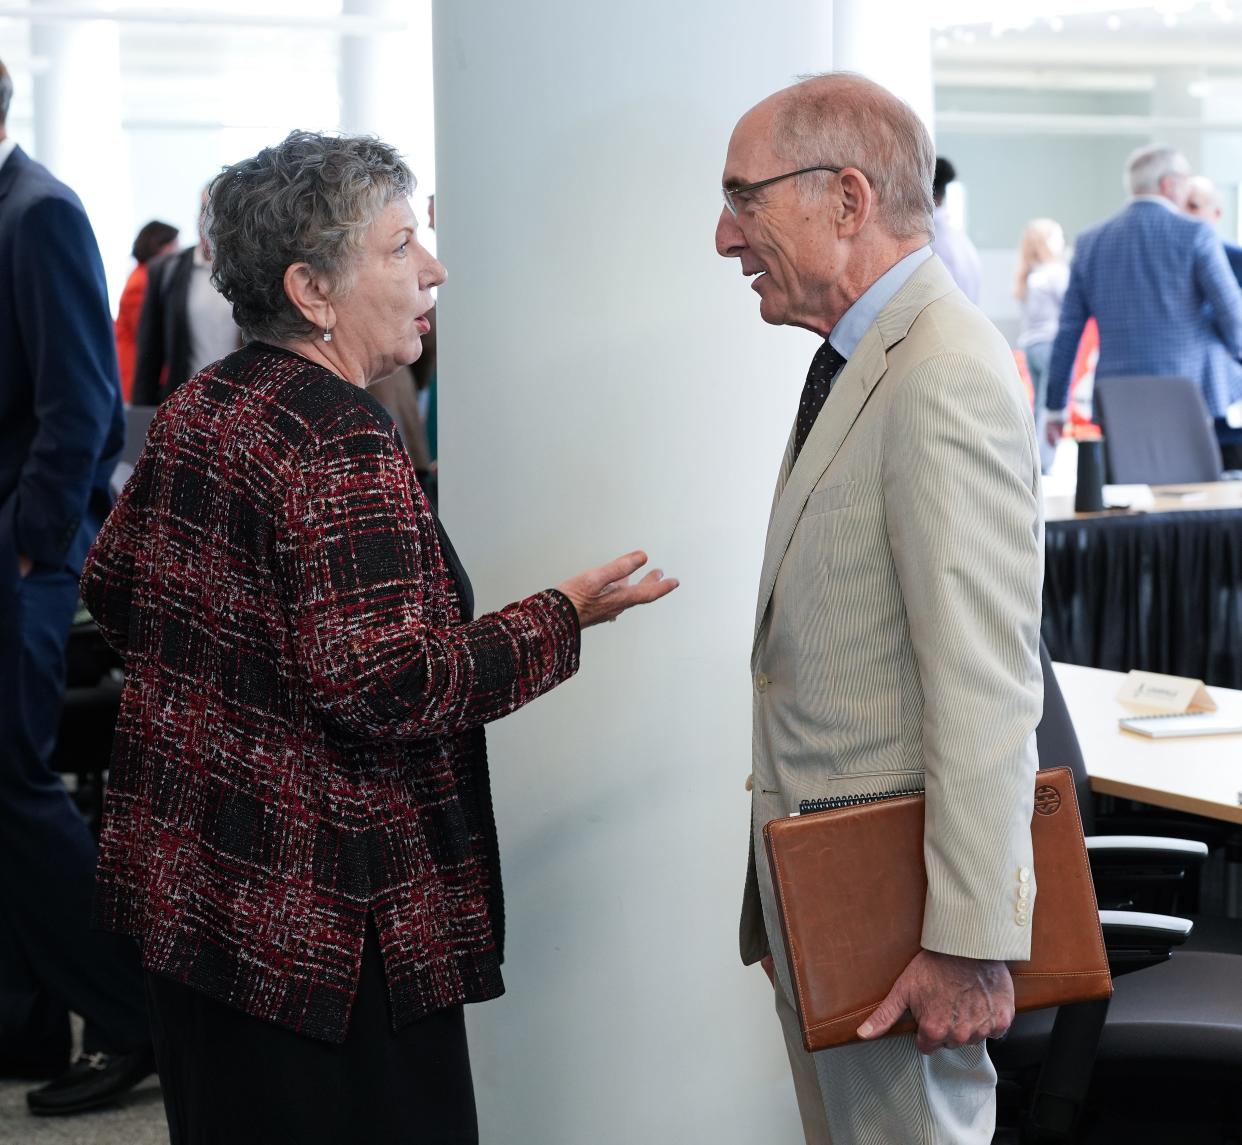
top-left (722, 165), bottom-right (843, 217)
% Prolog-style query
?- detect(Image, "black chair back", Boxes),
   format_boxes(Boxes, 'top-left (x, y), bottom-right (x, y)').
top-left (1035, 640), bottom-right (1095, 835)
top-left (1094, 375), bottom-right (1223, 484)
top-left (122, 404), bottom-right (157, 466)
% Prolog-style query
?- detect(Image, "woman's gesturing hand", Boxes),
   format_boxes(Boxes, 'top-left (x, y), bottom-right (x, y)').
top-left (557, 550), bottom-right (679, 629)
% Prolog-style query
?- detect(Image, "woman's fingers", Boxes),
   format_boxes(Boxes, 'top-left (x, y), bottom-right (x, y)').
top-left (557, 552), bottom-right (678, 628)
top-left (629, 571), bottom-right (678, 603)
top-left (592, 550), bottom-right (648, 590)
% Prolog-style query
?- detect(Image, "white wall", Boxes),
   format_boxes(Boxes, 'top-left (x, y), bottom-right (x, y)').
top-left (432, 2), bottom-right (833, 1141)
top-left (835, 0), bottom-right (933, 127)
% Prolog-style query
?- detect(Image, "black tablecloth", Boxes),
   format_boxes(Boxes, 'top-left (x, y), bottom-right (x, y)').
top-left (1042, 507), bottom-right (1242, 689)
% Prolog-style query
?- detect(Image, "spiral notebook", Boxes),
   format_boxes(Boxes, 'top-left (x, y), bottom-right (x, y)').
top-left (1119, 712), bottom-right (1242, 739)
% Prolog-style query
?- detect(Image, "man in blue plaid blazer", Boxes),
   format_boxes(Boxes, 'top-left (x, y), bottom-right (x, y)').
top-left (1045, 145), bottom-right (1242, 462)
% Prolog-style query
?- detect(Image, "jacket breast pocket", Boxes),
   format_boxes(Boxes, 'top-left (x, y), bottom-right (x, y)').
top-left (802, 480), bottom-right (857, 518)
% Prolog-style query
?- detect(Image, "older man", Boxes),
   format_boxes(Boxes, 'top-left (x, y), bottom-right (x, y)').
top-left (1044, 146), bottom-right (1242, 462)
top-left (1185, 174), bottom-right (1242, 285)
top-left (717, 73), bottom-right (1043, 1142)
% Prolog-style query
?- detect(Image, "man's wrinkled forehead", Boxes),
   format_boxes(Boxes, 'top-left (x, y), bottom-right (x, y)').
top-left (723, 100), bottom-right (778, 187)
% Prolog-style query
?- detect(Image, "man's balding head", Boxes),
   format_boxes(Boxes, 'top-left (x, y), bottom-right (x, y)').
top-left (1186, 175), bottom-right (1223, 224)
top-left (717, 73), bottom-right (936, 336)
top-left (767, 73), bottom-right (935, 242)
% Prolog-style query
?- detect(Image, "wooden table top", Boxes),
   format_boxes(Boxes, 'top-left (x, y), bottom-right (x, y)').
top-left (1044, 481), bottom-right (1242, 523)
top-left (1052, 661), bottom-right (1242, 825)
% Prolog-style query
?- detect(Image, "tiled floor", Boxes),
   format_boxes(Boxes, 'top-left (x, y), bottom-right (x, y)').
top-left (0, 1077), bottom-right (167, 1145)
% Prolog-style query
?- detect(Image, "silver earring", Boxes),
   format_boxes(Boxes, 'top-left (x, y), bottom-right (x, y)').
top-left (323, 328), bottom-right (333, 343)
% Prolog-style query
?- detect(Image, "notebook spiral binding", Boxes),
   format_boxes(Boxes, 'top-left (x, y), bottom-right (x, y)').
top-left (797, 786), bottom-right (925, 815)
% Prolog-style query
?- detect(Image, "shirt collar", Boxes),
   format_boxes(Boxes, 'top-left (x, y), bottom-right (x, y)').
top-left (829, 245), bottom-right (934, 360)
top-left (0, 138), bottom-right (18, 174)
top-left (1129, 194), bottom-right (1182, 214)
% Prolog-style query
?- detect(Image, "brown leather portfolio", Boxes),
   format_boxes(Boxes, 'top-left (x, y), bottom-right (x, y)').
top-left (762, 766), bottom-right (1112, 1053)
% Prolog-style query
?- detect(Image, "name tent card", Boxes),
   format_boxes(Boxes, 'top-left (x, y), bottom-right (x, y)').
top-left (1115, 670), bottom-right (1217, 717)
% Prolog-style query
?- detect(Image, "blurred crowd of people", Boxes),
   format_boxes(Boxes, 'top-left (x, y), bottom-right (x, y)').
top-left (114, 190), bottom-right (439, 499)
top-left (935, 146), bottom-right (1242, 475)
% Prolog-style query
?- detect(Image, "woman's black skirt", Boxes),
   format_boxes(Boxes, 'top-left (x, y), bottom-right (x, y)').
top-left (145, 917), bottom-right (478, 1145)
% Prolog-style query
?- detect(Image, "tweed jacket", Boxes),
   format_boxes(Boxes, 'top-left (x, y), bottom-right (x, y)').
top-left (1046, 200), bottom-right (1242, 418)
top-left (81, 343), bottom-right (581, 1042)
top-left (742, 257), bottom-right (1044, 972)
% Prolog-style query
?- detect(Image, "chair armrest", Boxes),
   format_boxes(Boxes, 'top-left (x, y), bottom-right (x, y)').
top-left (1087, 834), bottom-right (1208, 915)
top-left (1086, 835), bottom-right (1209, 866)
top-left (1099, 908), bottom-right (1193, 976)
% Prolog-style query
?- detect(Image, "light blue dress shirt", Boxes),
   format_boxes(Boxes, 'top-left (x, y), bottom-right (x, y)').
top-left (829, 245), bottom-right (933, 361)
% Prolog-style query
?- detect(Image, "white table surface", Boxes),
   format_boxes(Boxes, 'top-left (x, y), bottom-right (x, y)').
top-left (1052, 661), bottom-right (1242, 825)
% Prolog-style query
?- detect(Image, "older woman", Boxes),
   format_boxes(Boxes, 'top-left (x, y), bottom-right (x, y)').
top-left (80, 131), bottom-right (676, 1144)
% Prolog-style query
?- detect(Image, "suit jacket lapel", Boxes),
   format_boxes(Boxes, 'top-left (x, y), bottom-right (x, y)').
top-left (752, 331), bottom-right (885, 643)
top-left (752, 256), bottom-right (959, 648)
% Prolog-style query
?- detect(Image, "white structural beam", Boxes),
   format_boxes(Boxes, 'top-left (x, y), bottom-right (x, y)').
top-left (937, 111), bottom-right (1242, 135)
top-left (0, 4), bottom-right (405, 31)
top-left (430, 1), bottom-right (858, 1142)
top-left (29, 0), bottom-right (133, 307)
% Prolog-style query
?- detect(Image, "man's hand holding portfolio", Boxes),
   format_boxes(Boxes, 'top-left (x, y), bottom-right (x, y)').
top-left (857, 950), bottom-right (1015, 1054)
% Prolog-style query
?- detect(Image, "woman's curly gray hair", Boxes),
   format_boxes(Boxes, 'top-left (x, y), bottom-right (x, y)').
top-left (206, 130), bottom-right (414, 344)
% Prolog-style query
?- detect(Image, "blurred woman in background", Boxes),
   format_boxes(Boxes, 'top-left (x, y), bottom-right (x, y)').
top-left (1015, 217), bottom-right (1069, 472)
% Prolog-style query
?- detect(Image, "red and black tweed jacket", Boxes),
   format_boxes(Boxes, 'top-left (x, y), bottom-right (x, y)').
top-left (81, 342), bottom-right (580, 1043)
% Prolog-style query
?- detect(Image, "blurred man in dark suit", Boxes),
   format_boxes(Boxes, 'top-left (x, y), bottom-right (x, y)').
top-left (1185, 174), bottom-right (1242, 465)
top-left (130, 188), bottom-right (241, 406)
top-left (1186, 174), bottom-right (1242, 285)
top-left (0, 57), bottom-right (152, 1117)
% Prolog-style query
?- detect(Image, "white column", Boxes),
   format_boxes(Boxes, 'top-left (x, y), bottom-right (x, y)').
top-left (340, 0), bottom-right (436, 211)
top-left (339, 0), bottom-right (381, 137)
top-left (30, 0), bottom-right (132, 307)
top-left (834, 0), bottom-right (934, 130)
top-left (1151, 68), bottom-right (1203, 171)
top-left (433, 3), bottom-right (833, 1142)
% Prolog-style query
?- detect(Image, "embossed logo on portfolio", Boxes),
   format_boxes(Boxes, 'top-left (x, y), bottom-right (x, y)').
top-left (1034, 785), bottom-right (1062, 816)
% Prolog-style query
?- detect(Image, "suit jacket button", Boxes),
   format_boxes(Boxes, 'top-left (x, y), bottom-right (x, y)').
top-left (755, 673), bottom-right (769, 693)
top-left (745, 774), bottom-right (754, 792)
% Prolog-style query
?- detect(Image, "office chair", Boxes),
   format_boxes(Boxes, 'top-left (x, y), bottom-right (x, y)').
top-left (122, 403), bottom-right (157, 466)
top-left (1093, 375), bottom-right (1223, 484)
top-left (54, 610), bottom-right (123, 837)
top-left (991, 644), bottom-right (1242, 1143)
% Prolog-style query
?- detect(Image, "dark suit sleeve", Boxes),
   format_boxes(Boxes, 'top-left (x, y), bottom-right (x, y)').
top-left (1194, 226), bottom-right (1242, 357)
top-left (130, 257), bottom-right (167, 407)
top-left (11, 195), bottom-right (121, 566)
top-left (1045, 258), bottom-right (1089, 413)
top-left (1226, 243), bottom-right (1242, 289)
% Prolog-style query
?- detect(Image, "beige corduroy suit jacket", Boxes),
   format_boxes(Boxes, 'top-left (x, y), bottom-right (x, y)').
top-left (742, 255), bottom-right (1045, 975)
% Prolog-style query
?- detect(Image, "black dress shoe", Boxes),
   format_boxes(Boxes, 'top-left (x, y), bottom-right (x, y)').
top-left (25, 1046), bottom-right (156, 1116)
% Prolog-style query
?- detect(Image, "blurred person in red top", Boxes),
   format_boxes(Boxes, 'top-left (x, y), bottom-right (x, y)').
top-left (114, 221), bottom-right (178, 402)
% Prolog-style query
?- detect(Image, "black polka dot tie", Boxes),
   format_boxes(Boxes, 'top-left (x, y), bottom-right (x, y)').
top-left (793, 340), bottom-right (847, 462)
